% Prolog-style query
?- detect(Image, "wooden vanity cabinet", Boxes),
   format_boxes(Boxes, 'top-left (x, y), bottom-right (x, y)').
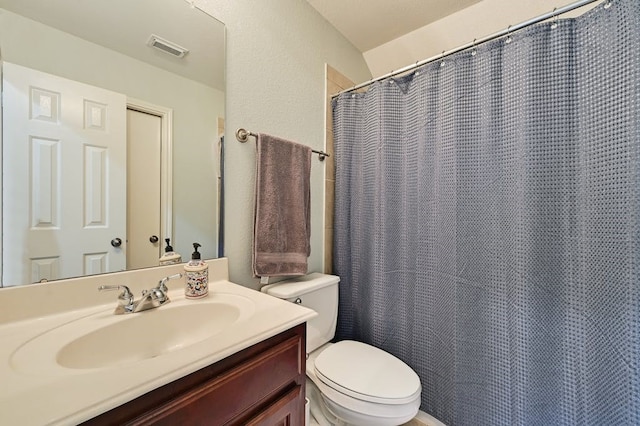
top-left (82, 323), bottom-right (306, 426)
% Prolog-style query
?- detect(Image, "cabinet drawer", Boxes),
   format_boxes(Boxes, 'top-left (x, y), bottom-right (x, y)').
top-left (134, 334), bottom-right (303, 425)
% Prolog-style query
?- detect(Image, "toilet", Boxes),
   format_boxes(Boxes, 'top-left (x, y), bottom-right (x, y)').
top-left (261, 273), bottom-right (421, 426)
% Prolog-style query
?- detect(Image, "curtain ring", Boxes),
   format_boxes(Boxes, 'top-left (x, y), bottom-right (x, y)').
top-left (604, 0), bottom-right (612, 9)
top-left (471, 38), bottom-right (477, 56)
top-left (415, 60), bottom-right (421, 75)
top-left (440, 51), bottom-right (446, 67)
top-left (505, 25), bottom-right (513, 44)
top-left (551, 8), bottom-right (559, 29)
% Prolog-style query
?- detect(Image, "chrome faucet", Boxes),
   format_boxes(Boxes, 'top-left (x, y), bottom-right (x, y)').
top-left (97, 285), bottom-right (136, 314)
top-left (98, 273), bottom-right (182, 314)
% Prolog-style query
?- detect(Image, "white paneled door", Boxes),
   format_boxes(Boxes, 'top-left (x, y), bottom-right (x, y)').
top-left (2, 62), bottom-right (127, 286)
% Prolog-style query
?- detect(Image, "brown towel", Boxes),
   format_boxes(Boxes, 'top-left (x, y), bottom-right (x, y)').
top-left (253, 133), bottom-right (312, 277)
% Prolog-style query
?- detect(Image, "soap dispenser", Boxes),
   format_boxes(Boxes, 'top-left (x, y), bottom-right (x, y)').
top-left (184, 243), bottom-right (208, 299)
top-left (159, 238), bottom-right (182, 266)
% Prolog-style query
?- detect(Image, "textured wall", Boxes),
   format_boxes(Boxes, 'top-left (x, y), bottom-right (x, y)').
top-left (197, 0), bottom-right (371, 288)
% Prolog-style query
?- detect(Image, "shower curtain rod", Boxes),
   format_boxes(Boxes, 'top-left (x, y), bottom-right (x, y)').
top-left (333, 0), bottom-right (606, 97)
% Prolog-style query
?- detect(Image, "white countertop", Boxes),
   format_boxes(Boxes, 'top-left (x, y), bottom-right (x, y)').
top-left (0, 270), bottom-right (316, 425)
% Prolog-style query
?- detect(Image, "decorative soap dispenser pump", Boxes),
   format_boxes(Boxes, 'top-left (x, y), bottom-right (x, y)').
top-left (184, 243), bottom-right (208, 299)
top-left (159, 238), bottom-right (182, 266)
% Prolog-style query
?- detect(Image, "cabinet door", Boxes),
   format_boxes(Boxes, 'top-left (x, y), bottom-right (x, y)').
top-left (245, 385), bottom-right (303, 426)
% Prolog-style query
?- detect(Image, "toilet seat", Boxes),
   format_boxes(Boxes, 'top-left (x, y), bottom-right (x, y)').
top-left (313, 340), bottom-right (421, 405)
top-left (310, 375), bottom-right (421, 423)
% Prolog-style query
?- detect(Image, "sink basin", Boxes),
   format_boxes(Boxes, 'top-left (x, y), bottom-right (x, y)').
top-left (10, 293), bottom-right (255, 374)
top-left (58, 303), bottom-right (242, 369)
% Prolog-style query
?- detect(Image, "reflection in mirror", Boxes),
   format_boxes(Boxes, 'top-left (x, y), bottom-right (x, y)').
top-left (0, 0), bottom-right (225, 287)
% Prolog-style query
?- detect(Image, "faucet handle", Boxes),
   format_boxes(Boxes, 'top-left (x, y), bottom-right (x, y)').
top-left (98, 285), bottom-right (134, 311)
top-left (158, 273), bottom-right (182, 292)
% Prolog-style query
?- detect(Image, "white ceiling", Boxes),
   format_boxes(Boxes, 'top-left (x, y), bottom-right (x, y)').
top-left (304, 0), bottom-right (483, 52)
top-left (0, 0), bottom-right (225, 91)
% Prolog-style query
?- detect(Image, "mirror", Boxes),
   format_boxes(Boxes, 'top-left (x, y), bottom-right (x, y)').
top-left (0, 0), bottom-right (225, 287)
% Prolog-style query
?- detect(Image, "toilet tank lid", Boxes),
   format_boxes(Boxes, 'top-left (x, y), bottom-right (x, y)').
top-left (261, 272), bottom-right (339, 299)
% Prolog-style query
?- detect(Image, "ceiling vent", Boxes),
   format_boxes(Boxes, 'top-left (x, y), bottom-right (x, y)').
top-left (147, 34), bottom-right (189, 58)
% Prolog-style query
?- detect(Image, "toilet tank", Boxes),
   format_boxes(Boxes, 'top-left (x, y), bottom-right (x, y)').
top-left (261, 273), bottom-right (339, 353)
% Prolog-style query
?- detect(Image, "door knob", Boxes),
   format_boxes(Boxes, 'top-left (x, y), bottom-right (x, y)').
top-left (149, 235), bottom-right (159, 243)
top-left (111, 238), bottom-right (123, 248)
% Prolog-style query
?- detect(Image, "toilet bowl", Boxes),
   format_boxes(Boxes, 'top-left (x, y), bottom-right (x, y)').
top-left (262, 273), bottom-right (421, 426)
top-left (308, 341), bottom-right (421, 425)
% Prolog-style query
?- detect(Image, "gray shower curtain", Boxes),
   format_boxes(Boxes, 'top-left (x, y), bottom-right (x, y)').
top-left (332, 1), bottom-right (639, 425)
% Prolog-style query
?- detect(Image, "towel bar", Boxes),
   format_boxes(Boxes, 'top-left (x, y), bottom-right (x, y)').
top-left (236, 128), bottom-right (329, 161)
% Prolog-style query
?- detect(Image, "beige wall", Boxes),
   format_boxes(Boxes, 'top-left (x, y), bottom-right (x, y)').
top-left (197, 0), bottom-right (371, 288)
top-left (363, 0), bottom-right (600, 77)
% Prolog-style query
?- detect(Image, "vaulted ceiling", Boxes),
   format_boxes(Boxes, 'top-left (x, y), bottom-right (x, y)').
top-left (304, 0), bottom-right (482, 52)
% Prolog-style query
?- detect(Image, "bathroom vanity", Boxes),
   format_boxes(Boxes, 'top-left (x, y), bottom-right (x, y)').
top-left (83, 324), bottom-right (306, 425)
top-left (0, 259), bottom-right (315, 425)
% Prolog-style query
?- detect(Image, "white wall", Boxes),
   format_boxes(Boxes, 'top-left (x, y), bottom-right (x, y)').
top-left (197, 0), bottom-right (371, 288)
top-left (0, 10), bottom-right (224, 261)
top-left (363, 0), bottom-right (600, 77)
